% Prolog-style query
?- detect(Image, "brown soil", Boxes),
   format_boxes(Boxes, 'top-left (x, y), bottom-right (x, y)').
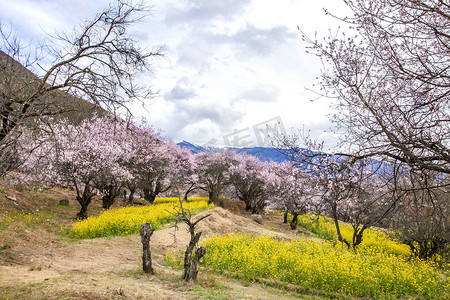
top-left (0, 182), bottom-right (316, 299)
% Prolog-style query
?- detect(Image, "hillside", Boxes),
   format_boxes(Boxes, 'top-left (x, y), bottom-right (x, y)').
top-left (0, 50), bottom-right (102, 126)
top-left (0, 180), bottom-right (315, 300)
top-left (1, 178), bottom-right (448, 299)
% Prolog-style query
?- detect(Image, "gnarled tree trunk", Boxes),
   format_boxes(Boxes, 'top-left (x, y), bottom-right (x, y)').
top-left (290, 213), bottom-right (299, 230)
top-left (143, 181), bottom-right (170, 204)
top-left (208, 188), bottom-right (220, 205)
top-left (143, 188), bottom-right (157, 204)
top-left (75, 183), bottom-right (92, 220)
top-left (140, 222), bottom-right (155, 274)
top-left (102, 184), bottom-right (121, 209)
top-left (183, 231), bottom-right (205, 281)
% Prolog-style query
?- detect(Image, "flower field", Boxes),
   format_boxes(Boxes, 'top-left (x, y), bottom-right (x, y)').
top-left (70, 198), bottom-right (212, 239)
top-left (202, 233), bottom-right (450, 299)
top-left (69, 201), bottom-right (449, 299)
top-left (296, 214), bottom-right (412, 257)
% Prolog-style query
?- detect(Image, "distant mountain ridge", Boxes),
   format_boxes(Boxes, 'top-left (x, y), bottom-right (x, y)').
top-left (177, 141), bottom-right (289, 163)
top-left (177, 141), bottom-right (385, 174)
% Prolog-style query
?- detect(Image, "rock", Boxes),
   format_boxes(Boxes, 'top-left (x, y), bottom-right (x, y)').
top-left (251, 214), bottom-right (263, 224)
top-left (59, 199), bottom-right (69, 206)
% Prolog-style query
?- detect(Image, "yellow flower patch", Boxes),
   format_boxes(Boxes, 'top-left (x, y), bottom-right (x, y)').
top-left (202, 233), bottom-right (449, 299)
top-left (296, 214), bottom-right (411, 257)
top-left (70, 199), bottom-right (212, 239)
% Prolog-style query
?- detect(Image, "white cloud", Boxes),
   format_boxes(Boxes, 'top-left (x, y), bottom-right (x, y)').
top-left (164, 0), bottom-right (251, 26)
top-left (234, 85), bottom-right (280, 103)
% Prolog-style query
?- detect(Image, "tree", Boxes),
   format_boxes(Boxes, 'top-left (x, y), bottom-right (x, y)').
top-left (168, 198), bottom-right (210, 282)
top-left (389, 169), bottom-right (450, 260)
top-left (0, 0), bottom-right (162, 176)
top-left (170, 146), bottom-right (198, 201)
top-left (123, 124), bottom-right (183, 204)
top-left (279, 133), bottom-right (397, 249)
top-left (267, 162), bottom-right (321, 230)
top-left (140, 222), bottom-right (155, 274)
top-left (194, 151), bottom-right (235, 204)
top-left (21, 114), bottom-right (130, 219)
top-left (227, 153), bottom-right (274, 214)
top-left (302, 0), bottom-right (450, 175)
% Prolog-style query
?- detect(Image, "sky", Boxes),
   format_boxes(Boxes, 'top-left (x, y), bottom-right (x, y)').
top-left (0, 0), bottom-right (351, 150)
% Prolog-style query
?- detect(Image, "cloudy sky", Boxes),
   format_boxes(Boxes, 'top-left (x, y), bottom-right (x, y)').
top-left (0, 0), bottom-right (351, 149)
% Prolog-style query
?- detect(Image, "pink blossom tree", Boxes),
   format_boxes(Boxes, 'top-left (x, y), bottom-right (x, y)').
top-left (170, 146), bottom-right (198, 200)
top-left (227, 153), bottom-right (276, 214)
top-left (267, 161), bottom-right (322, 229)
top-left (123, 123), bottom-right (187, 203)
top-left (193, 151), bottom-right (235, 204)
top-left (21, 114), bottom-right (130, 218)
top-left (279, 133), bottom-right (396, 249)
top-left (309, 155), bottom-right (395, 249)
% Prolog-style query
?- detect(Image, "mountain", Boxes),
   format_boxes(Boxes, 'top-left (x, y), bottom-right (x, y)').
top-left (177, 141), bottom-right (210, 155)
top-left (177, 141), bottom-right (289, 163)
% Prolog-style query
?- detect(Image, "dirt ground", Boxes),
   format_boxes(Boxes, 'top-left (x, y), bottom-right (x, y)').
top-left (0, 186), bottom-right (316, 300)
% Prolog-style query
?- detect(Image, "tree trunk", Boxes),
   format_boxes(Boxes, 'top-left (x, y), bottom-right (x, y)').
top-left (352, 225), bottom-right (367, 249)
top-left (283, 211), bottom-right (288, 224)
top-left (143, 189), bottom-right (157, 204)
top-left (102, 184), bottom-right (120, 209)
top-left (140, 222), bottom-right (155, 274)
top-left (186, 247), bottom-right (206, 281)
top-left (75, 184), bottom-right (92, 220)
top-left (183, 183), bottom-right (197, 202)
top-left (290, 213), bottom-right (298, 230)
top-left (330, 201), bottom-right (350, 248)
top-left (77, 203), bottom-right (89, 220)
top-left (208, 189), bottom-right (219, 205)
top-left (183, 231), bottom-right (203, 281)
top-left (251, 204), bottom-right (259, 215)
top-left (242, 196), bottom-right (252, 211)
top-left (127, 187), bottom-right (135, 205)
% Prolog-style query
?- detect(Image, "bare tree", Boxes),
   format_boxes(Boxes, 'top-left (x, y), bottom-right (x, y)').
top-left (302, 0), bottom-right (450, 175)
top-left (168, 197), bottom-right (210, 281)
top-left (0, 0), bottom-right (163, 176)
